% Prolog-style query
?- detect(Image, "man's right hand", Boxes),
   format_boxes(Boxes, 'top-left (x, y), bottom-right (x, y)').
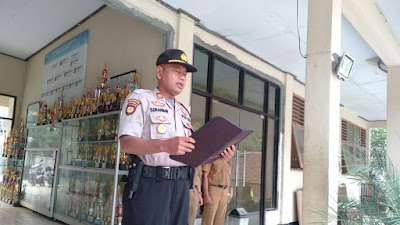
top-left (163, 137), bottom-right (195, 155)
top-left (203, 193), bottom-right (212, 205)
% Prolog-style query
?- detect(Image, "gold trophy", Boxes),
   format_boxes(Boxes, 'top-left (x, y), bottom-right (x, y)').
top-left (98, 119), bottom-right (105, 141)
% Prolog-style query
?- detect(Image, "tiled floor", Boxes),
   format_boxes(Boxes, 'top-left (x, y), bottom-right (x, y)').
top-left (0, 201), bottom-right (64, 225)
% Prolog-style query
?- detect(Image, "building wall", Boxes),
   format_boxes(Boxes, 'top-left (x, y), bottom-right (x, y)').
top-left (0, 54), bottom-right (27, 119)
top-left (15, 1), bottom-right (373, 224)
top-left (21, 6), bottom-right (164, 117)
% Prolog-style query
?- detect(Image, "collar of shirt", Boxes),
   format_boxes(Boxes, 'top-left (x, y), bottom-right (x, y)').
top-left (152, 87), bottom-right (180, 111)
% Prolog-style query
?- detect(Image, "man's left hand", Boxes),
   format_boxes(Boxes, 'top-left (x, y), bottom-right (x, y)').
top-left (220, 145), bottom-right (235, 161)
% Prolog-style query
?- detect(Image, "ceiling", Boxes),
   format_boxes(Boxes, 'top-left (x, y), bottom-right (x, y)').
top-left (162, 0), bottom-right (397, 121)
top-left (0, 0), bottom-right (399, 121)
top-left (0, 0), bottom-right (104, 60)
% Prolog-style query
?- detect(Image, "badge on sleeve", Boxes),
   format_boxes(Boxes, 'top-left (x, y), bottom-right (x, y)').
top-left (128, 98), bottom-right (141, 105)
top-left (181, 107), bottom-right (188, 117)
top-left (157, 124), bottom-right (167, 134)
top-left (125, 104), bottom-right (137, 115)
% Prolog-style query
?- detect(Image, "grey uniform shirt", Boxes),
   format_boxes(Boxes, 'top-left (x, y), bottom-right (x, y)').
top-left (118, 87), bottom-right (193, 167)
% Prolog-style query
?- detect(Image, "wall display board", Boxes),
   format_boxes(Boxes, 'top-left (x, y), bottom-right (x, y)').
top-left (42, 30), bottom-right (89, 104)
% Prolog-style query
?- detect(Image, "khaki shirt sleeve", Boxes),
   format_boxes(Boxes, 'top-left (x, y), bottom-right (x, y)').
top-left (202, 163), bottom-right (211, 174)
top-left (118, 92), bottom-right (145, 138)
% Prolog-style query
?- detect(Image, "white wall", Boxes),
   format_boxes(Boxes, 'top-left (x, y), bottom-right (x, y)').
top-left (0, 54), bottom-right (26, 119)
top-left (21, 6), bottom-right (164, 117)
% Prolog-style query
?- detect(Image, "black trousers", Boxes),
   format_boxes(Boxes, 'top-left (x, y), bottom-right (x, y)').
top-left (122, 177), bottom-right (190, 225)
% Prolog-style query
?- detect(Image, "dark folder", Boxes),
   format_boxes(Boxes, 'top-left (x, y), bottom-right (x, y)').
top-left (170, 116), bottom-right (253, 167)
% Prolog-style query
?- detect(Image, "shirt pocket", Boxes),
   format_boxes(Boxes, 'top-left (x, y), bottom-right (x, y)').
top-left (149, 113), bottom-right (172, 139)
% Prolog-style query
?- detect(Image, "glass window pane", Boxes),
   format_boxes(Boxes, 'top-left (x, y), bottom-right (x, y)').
top-left (354, 127), bottom-right (360, 146)
top-left (211, 100), bottom-right (240, 126)
top-left (348, 124), bottom-right (354, 143)
top-left (265, 118), bottom-right (276, 209)
top-left (193, 49), bottom-right (209, 92)
top-left (0, 95), bottom-right (15, 119)
top-left (243, 74), bottom-right (264, 111)
top-left (191, 94), bottom-right (207, 131)
top-left (293, 126), bottom-right (304, 162)
top-left (0, 119), bottom-right (12, 152)
top-left (212, 59), bottom-right (239, 103)
top-left (268, 85), bottom-right (276, 116)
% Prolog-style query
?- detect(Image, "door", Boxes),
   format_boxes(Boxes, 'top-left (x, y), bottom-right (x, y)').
top-left (211, 101), bottom-right (264, 225)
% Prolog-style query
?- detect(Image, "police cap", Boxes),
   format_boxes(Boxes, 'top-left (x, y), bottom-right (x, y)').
top-left (156, 49), bottom-right (197, 73)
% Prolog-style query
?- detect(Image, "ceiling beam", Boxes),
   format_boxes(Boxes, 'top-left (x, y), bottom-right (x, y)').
top-left (343, 0), bottom-right (400, 67)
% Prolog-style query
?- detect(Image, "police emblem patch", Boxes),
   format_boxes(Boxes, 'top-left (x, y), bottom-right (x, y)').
top-left (152, 101), bottom-right (165, 107)
top-left (156, 92), bottom-right (163, 99)
top-left (181, 53), bottom-right (187, 62)
top-left (126, 104), bottom-right (136, 115)
top-left (157, 124), bottom-right (167, 134)
top-left (156, 115), bottom-right (167, 122)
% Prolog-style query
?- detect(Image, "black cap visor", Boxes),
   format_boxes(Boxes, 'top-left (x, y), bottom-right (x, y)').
top-left (164, 60), bottom-right (197, 73)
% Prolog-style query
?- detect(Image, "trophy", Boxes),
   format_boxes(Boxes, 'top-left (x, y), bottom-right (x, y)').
top-left (110, 123), bottom-right (116, 140)
top-left (94, 144), bottom-right (102, 168)
top-left (110, 144), bottom-right (117, 169)
top-left (98, 119), bottom-right (105, 141)
top-left (119, 153), bottom-right (129, 170)
top-left (102, 144), bottom-right (110, 169)
top-left (116, 185), bottom-right (123, 225)
top-left (104, 120), bottom-right (111, 140)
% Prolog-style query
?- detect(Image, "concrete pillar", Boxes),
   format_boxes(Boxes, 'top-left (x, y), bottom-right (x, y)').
top-left (303, 0), bottom-right (341, 224)
top-left (386, 66), bottom-right (400, 171)
top-left (174, 11), bottom-right (197, 108)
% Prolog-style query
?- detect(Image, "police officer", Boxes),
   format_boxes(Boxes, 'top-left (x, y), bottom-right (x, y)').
top-left (201, 157), bottom-right (232, 225)
top-left (118, 49), bottom-right (235, 225)
top-left (188, 166), bottom-right (203, 225)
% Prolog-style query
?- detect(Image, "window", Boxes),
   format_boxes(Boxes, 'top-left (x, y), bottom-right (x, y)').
top-left (192, 45), bottom-right (281, 220)
top-left (291, 94), bottom-right (305, 169)
top-left (341, 120), bottom-right (367, 173)
top-left (0, 94), bottom-right (16, 153)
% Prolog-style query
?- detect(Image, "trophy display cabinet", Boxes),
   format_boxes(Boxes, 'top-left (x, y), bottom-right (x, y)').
top-left (20, 124), bottom-right (61, 218)
top-left (53, 111), bottom-right (127, 225)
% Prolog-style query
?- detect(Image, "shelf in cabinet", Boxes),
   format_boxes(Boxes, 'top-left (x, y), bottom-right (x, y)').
top-left (62, 110), bottom-right (121, 123)
top-left (24, 147), bottom-right (59, 152)
top-left (58, 165), bottom-right (128, 175)
top-left (70, 139), bottom-right (117, 144)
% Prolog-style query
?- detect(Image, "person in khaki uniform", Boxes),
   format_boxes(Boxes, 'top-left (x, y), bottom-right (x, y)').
top-left (188, 166), bottom-right (203, 225)
top-left (201, 156), bottom-right (232, 225)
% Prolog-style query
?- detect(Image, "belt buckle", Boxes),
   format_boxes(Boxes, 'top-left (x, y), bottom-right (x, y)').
top-left (162, 167), bottom-right (172, 179)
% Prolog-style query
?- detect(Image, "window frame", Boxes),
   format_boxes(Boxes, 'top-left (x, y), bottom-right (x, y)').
top-left (341, 119), bottom-right (367, 173)
top-left (191, 44), bottom-right (281, 217)
top-left (0, 93), bottom-right (17, 150)
top-left (291, 94), bottom-right (305, 170)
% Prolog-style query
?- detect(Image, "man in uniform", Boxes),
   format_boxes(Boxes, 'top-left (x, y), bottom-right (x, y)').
top-left (201, 159), bottom-right (231, 225)
top-left (118, 49), bottom-right (235, 225)
top-left (188, 166), bottom-right (203, 225)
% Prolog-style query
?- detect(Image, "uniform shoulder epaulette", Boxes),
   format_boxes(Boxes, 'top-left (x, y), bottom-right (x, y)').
top-left (133, 89), bottom-right (151, 94)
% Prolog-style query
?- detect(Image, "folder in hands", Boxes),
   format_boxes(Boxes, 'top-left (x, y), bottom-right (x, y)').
top-left (170, 116), bottom-right (253, 167)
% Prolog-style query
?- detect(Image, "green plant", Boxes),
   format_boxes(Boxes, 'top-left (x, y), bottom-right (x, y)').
top-left (322, 141), bottom-right (400, 224)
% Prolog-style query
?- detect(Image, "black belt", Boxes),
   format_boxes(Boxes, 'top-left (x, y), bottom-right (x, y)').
top-left (142, 165), bottom-right (191, 180)
top-left (212, 184), bottom-right (228, 189)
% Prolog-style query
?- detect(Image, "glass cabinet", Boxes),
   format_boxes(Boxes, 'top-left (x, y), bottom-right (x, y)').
top-left (20, 125), bottom-right (61, 217)
top-left (54, 111), bottom-right (126, 225)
